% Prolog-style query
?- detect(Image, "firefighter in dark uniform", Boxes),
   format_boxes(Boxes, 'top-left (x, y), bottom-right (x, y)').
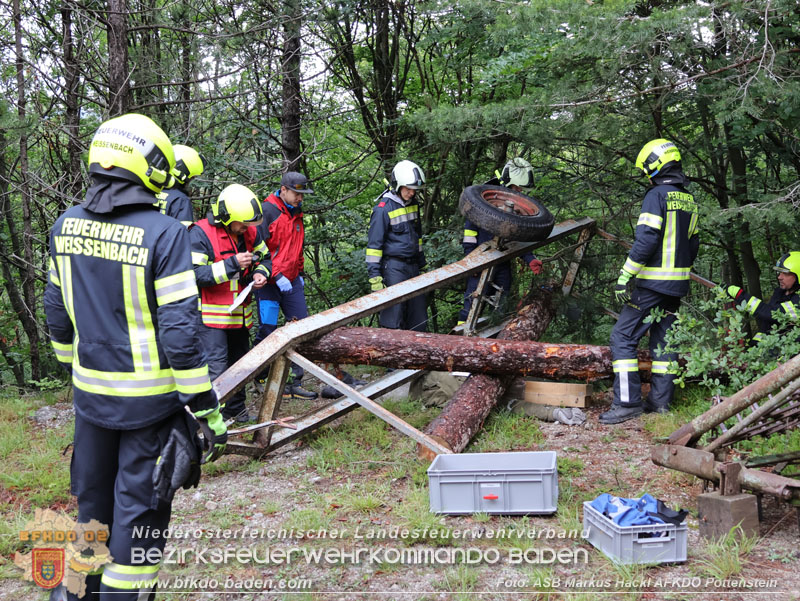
top-left (44, 113), bottom-right (227, 601)
top-left (190, 184), bottom-right (271, 422)
top-left (254, 172), bottom-right (317, 399)
top-left (600, 139), bottom-right (699, 424)
top-left (154, 144), bottom-right (205, 227)
top-left (458, 158), bottom-right (543, 325)
top-left (726, 252), bottom-right (800, 342)
top-left (366, 160), bottom-right (428, 331)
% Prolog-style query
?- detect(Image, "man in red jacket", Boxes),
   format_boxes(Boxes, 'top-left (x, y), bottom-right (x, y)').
top-left (254, 172), bottom-right (317, 399)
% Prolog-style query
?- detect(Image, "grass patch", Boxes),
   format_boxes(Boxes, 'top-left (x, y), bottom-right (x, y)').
top-left (200, 458), bottom-right (240, 477)
top-left (395, 487), bottom-right (451, 546)
top-left (305, 413), bottom-right (398, 475)
top-left (206, 506), bottom-right (245, 530)
top-left (694, 525), bottom-right (759, 580)
top-left (0, 394), bottom-right (72, 510)
top-left (337, 479), bottom-right (389, 515)
top-left (433, 564), bottom-right (479, 595)
top-left (524, 566), bottom-right (556, 594)
top-left (285, 507), bottom-right (332, 532)
top-left (469, 409), bottom-right (544, 452)
top-left (382, 397), bottom-right (438, 430)
top-left (557, 505), bottom-right (584, 536)
top-left (558, 456), bottom-right (585, 478)
top-left (261, 499), bottom-right (282, 515)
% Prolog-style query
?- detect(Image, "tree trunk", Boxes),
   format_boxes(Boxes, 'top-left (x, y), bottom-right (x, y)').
top-left (107, 0), bottom-right (130, 115)
top-left (419, 286), bottom-right (558, 459)
top-left (61, 5), bottom-right (83, 208)
top-left (13, 0), bottom-right (41, 382)
top-left (297, 327), bottom-right (651, 381)
top-left (725, 126), bottom-right (762, 298)
top-left (281, 0), bottom-right (302, 171)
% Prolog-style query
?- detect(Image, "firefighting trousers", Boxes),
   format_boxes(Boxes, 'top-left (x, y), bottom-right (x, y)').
top-left (254, 278), bottom-right (309, 383)
top-left (609, 287), bottom-right (681, 408)
top-left (67, 413), bottom-right (174, 600)
top-left (379, 257), bottom-right (428, 331)
top-left (199, 325), bottom-right (250, 418)
top-left (457, 262), bottom-right (513, 322)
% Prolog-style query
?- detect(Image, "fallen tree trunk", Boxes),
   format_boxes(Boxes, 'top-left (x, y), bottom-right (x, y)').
top-left (418, 287), bottom-right (558, 460)
top-left (297, 327), bottom-right (651, 381)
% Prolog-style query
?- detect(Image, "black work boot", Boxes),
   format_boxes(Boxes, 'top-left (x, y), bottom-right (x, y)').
top-left (599, 404), bottom-right (643, 424)
top-left (284, 384), bottom-right (317, 399)
top-left (231, 408), bottom-right (255, 423)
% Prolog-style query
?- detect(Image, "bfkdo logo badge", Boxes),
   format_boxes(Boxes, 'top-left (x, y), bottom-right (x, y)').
top-left (32, 548), bottom-right (65, 589)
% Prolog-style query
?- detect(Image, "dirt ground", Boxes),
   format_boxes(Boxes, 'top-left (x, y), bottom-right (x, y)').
top-left (2, 379), bottom-right (800, 601)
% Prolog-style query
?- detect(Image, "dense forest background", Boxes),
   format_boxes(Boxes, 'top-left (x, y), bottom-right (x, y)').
top-left (1, 0), bottom-right (799, 388)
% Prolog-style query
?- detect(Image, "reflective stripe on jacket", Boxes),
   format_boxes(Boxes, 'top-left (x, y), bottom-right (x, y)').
top-left (190, 218), bottom-right (270, 329)
top-left (736, 286), bottom-right (800, 341)
top-left (365, 190), bottom-right (424, 279)
top-left (622, 174), bottom-right (699, 297)
top-left (44, 188), bottom-right (211, 430)
top-left (154, 187), bottom-right (194, 227)
top-left (462, 217), bottom-right (535, 264)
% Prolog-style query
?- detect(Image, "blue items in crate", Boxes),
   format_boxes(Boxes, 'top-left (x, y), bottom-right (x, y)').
top-left (590, 493), bottom-right (687, 527)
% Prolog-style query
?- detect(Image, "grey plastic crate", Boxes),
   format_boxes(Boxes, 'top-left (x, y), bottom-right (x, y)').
top-left (427, 451), bottom-right (557, 515)
top-left (582, 501), bottom-right (687, 564)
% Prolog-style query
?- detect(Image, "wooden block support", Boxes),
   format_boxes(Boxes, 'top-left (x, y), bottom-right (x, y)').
top-left (523, 380), bottom-right (590, 407)
top-left (697, 491), bottom-right (759, 541)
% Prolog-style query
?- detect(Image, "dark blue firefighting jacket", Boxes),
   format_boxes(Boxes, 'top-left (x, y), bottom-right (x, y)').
top-left (622, 170), bottom-right (699, 298)
top-left (155, 186), bottom-right (194, 227)
top-left (365, 190), bottom-right (425, 279)
top-left (735, 286), bottom-right (800, 342)
top-left (44, 179), bottom-right (212, 429)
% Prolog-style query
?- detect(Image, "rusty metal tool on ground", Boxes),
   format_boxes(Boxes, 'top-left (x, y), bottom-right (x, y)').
top-left (228, 416), bottom-right (297, 436)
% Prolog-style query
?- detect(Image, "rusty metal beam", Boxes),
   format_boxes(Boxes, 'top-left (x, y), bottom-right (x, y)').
top-left (286, 350), bottom-right (453, 456)
top-left (214, 217), bottom-right (595, 405)
top-left (668, 352), bottom-right (800, 447)
top-left (266, 369), bottom-right (421, 450)
top-left (652, 444), bottom-right (800, 503)
top-left (704, 379), bottom-right (800, 452)
top-left (253, 354), bottom-right (291, 447)
top-left (746, 451), bottom-right (800, 470)
top-left (562, 227), bottom-right (595, 296)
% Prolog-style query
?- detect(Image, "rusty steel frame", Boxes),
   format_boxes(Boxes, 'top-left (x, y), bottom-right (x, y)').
top-left (652, 445), bottom-right (800, 504)
top-left (669, 352), bottom-right (800, 448)
top-left (217, 217), bottom-right (595, 457)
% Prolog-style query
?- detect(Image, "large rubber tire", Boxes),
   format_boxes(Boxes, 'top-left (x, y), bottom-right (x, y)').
top-left (458, 185), bottom-right (554, 242)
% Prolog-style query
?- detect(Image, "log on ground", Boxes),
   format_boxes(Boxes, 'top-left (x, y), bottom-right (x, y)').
top-left (297, 327), bottom-right (651, 381)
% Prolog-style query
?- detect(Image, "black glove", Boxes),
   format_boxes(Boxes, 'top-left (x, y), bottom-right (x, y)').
top-left (152, 411), bottom-right (204, 503)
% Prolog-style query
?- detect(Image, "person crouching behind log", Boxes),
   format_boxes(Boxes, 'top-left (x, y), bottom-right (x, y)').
top-left (365, 160), bottom-right (428, 331)
top-left (600, 139), bottom-right (699, 425)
